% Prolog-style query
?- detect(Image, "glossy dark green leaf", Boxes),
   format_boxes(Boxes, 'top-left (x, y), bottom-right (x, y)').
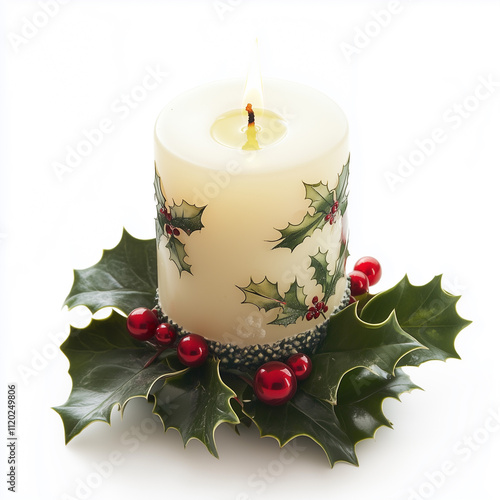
top-left (360, 275), bottom-right (471, 366)
top-left (53, 312), bottom-right (179, 443)
top-left (301, 305), bottom-right (424, 404)
top-left (243, 389), bottom-right (358, 467)
top-left (336, 368), bottom-right (420, 444)
top-left (64, 229), bottom-right (157, 315)
top-left (152, 358), bottom-right (239, 457)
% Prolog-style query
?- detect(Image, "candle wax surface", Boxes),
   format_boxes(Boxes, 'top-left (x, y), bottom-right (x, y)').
top-left (155, 78), bottom-right (349, 346)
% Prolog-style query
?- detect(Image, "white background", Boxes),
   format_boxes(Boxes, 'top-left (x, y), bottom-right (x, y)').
top-left (1, 1), bottom-right (499, 499)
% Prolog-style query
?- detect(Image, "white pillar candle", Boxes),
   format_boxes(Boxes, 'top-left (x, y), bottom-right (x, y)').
top-left (154, 78), bottom-right (349, 347)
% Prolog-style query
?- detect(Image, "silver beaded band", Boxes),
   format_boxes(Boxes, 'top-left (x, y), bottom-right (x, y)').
top-left (156, 279), bottom-right (351, 371)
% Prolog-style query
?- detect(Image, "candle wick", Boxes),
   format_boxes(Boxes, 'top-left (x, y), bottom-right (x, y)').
top-left (243, 103), bottom-right (260, 150)
top-left (246, 103), bottom-right (255, 126)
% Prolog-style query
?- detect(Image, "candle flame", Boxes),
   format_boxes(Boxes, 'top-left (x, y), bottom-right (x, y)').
top-left (242, 39), bottom-right (263, 112)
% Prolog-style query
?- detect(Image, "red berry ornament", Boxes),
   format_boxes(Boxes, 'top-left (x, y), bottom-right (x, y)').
top-left (349, 270), bottom-right (370, 297)
top-left (253, 361), bottom-right (297, 406)
top-left (287, 353), bottom-right (312, 381)
top-left (354, 256), bottom-right (382, 286)
top-left (155, 323), bottom-right (177, 347)
top-left (127, 307), bottom-right (159, 341)
top-left (177, 334), bottom-right (209, 367)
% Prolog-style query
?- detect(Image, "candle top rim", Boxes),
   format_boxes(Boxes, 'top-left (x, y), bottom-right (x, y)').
top-left (155, 77), bottom-right (348, 173)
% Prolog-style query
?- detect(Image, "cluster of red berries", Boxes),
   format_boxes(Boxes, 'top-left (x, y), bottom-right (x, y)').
top-left (324, 201), bottom-right (339, 225)
top-left (348, 256), bottom-right (382, 301)
top-left (159, 207), bottom-right (180, 236)
top-left (254, 353), bottom-right (313, 406)
top-left (306, 296), bottom-right (328, 321)
top-left (126, 307), bottom-right (313, 406)
top-left (126, 307), bottom-right (208, 367)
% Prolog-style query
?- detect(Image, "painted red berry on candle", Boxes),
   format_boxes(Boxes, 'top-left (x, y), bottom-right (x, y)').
top-left (354, 257), bottom-right (382, 286)
top-left (287, 353), bottom-right (312, 381)
top-left (155, 323), bottom-right (177, 347)
top-left (253, 361), bottom-right (297, 406)
top-left (126, 307), bottom-right (159, 341)
top-left (349, 270), bottom-right (370, 297)
top-left (177, 334), bottom-right (209, 367)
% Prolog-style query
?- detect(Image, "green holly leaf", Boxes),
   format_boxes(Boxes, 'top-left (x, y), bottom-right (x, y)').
top-left (243, 389), bottom-right (358, 467)
top-left (270, 279), bottom-right (309, 326)
top-left (301, 306), bottom-right (424, 404)
top-left (155, 217), bottom-right (164, 243)
top-left (311, 240), bottom-right (348, 302)
top-left (238, 277), bottom-right (285, 312)
top-left (154, 165), bottom-right (166, 208)
top-left (151, 359), bottom-right (239, 458)
top-left (305, 181), bottom-right (334, 213)
top-left (336, 155), bottom-right (350, 215)
top-left (335, 368), bottom-right (420, 444)
top-left (360, 275), bottom-right (471, 366)
top-left (64, 229), bottom-right (157, 315)
top-left (272, 212), bottom-right (326, 251)
top-left (170, 200), bottom-right (206, 235)
top-left (272, 172), bottom-right (347, 252)
top-left (154, 167), bottom-right (167, 245)
top-left (166, 235), bottom-right (191, 275)
top-left (53, 312), bottom-right (180, 444)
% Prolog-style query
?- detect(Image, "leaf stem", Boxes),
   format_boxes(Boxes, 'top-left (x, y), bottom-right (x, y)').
top-left (143, 346), bottom-right (169, 369)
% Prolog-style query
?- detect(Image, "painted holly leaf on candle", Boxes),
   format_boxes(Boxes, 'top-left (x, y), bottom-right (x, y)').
top-left (169, 201), bottom-right (206, 235)
top-left (238, 278), bottom-right (310, 326)
top-left (154, 168), bottom-right (206, 276)
top-left (273, 156), bottom-right (350, 251)
top-left (165, 236), bottom-right (191, 275)
top-left (238, 277), bottom-right (285, 312)
top-left (336, 154), bottom-right (350, 216)
top-left (154, 164), bottom-right (167, 243)
top-left (310, 240), bottom-right (348, 304)
top-left (270, 279), bottom-right (310, 326)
